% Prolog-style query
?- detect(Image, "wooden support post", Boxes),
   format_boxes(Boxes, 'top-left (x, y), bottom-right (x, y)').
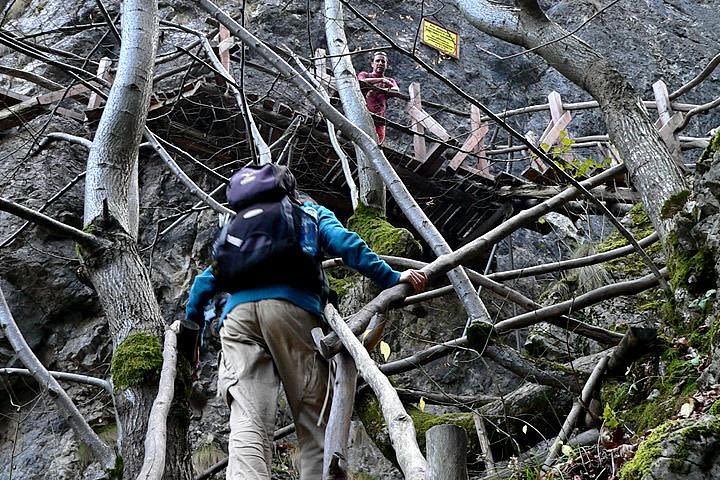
top-left (87, 57), bottom-right (112, 110)
top-left (653, 80), bottom-right (673, 126)
top-left (210, 26), bottom-right (233, 89)
top-left (547, 91), bottom-right (573, 163)
top-left (470, 106), bottom-right (489, 173)
top-left (407, 82), bottom-right (427, 163)
top-left (426, 424), bottom-right (469, 480)
top-left (538, 111), bottom-right (572, 155)
top-left (314, 48), bottom-right (335, 92)
top-left (472, 414), bottom-right (496, 477)
top-left (322, 351), bottom-right (357, 480)
top-left (653, 80), bottom-right (684, 166)
top-left (218, 25), bottom-right (233, 75)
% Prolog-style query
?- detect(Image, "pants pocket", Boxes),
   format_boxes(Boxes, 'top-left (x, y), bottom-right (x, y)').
top-left (217, 350), bottom-right (239, 407)
top-left (301, 352), bottom-right (328, 407)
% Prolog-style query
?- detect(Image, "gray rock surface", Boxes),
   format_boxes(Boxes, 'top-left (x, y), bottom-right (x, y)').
top-left (635, 415), bottom-right (720, 480)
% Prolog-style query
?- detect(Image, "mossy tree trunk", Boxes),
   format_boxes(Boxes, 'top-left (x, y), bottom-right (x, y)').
top-left (80, 1), bottom-right (192, 477)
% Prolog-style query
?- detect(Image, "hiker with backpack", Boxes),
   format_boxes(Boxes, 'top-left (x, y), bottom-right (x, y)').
top-left (185, 164), bottom-right (427, 479)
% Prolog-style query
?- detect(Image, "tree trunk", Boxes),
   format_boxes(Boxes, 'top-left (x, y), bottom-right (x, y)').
top-left (456, 0), bottom-right (687, 239)
top-left (324, 0), bottom-right (386, 212)
top-left (426, 425), bottom-right (469, 480)
top-left (80, 1), bottom-right (192, 477)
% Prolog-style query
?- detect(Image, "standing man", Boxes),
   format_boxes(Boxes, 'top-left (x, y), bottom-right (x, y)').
top-left (358, 51), bottom-right (399, 144)
top-left (185, 166), bottom-right (427, 480)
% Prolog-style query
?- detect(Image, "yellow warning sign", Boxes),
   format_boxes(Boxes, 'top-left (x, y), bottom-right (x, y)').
top-left (420, 19), bottom-right (459, 59)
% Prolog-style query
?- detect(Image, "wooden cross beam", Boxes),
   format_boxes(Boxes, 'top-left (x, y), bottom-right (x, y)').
top-left (448, 105), bottom-right (492, 181)
top-left (0, 85), bottom-right (87, 129)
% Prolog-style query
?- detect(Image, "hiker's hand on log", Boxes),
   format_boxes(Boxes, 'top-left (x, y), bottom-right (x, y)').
top-left (399, 269), bottom-right (428, 294)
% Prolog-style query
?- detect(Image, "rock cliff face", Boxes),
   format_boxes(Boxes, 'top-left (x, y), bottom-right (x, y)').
top-left (1, 0), bottom-right (719, 478)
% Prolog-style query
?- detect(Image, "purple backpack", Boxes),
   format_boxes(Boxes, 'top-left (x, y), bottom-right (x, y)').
top-left (226, 164), bottom-right (297, 210)
top-left (212, 164), bottom-right (323, 293)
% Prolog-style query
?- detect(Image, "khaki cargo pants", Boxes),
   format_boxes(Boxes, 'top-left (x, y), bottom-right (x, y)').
top-left (217, 299), bottom-right (330, 479)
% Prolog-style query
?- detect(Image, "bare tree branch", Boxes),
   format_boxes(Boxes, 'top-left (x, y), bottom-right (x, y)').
top-left (0, 170), bottom-right (87, 249)
top-left (492, 268), bottom-right (667, 333)
top-left (0, 197), bottom-right (102, 248)
top-left (0, 367), bottom-right (112, 393)
top-left (0, 286), bottom-right (116, 468)
top-left (670, 52), bottom-right (720, 100)
top-left (144, 128), bottom-right (233, 216)
top-left (678, 95), bottom-right (720, 132)
top-left (543, 355), bottom-right (608, 469)
top-left (136, 322), bottom-right (180, 480)
top-left (40, 132), bottom-right (93, 149)
top-left (487, 232), bottom-right (659, 282)
top-left (0, 64), bottom-right (63, 90)
top-left (394, 387), bottom-right (498, 407)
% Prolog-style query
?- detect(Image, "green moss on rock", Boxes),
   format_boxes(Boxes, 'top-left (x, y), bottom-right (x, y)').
top-left (621, 416), bottom-right (720, 480)
top-left (665, 230), bottom-right (714, 292)
top-left (595, 204), bottom-right (662, 277)
top-left (347, 204), bottom-right (422, 258)
top-left (111, 332), bottom-right (163, 390)
top-left (602, 343), bottom-right (701, 434)
top-left (621, 421), bottom-right (681, 480)
top-left (709, 399), bottom-right (720, 415)
top-left (327, 272), bottom-right (354, 300)
top-left (635, 288), bottom-right (665, 314)
top-left (698, 129), bottom-right (720, 164)
top-left (660, 190), bottom-right (690, 219)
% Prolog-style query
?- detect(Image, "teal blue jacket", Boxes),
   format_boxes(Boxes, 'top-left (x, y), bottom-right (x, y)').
top-left (185, 203), bottom-right (401, 328)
